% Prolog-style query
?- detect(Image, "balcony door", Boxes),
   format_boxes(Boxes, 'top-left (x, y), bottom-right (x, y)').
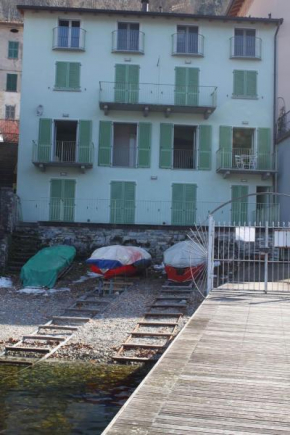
top-left (173, 125), bottom-right (196, 169)
top-left (117, 22), bottom-right (139, 51)
top-left (54, 120), bottom-right (78, 163)
top-left (113, 123), bottom-right (137, 168)
top-left (176, 26), bottom-right (198, 54)
top-left (232, 128), bottom-right (255, 169)
top-left (58, 20), bottom-right (80, 49)
top-left (234, 29), bottom-right (256, 57)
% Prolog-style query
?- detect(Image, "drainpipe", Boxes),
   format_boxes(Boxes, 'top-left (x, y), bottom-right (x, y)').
top-left (273, 19), bottom-right (282, 193)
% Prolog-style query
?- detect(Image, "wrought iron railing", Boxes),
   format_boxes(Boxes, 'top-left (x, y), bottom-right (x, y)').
top-left (112, 30), bottom-right (145, 53)
top-left (172, 33), bottom-right (204, 56)
top-left (32, 141), bottom-right (94, 165)
top-left (173, 149), bottom-right (197, 169)
top-left (216, 148), bottom-right (275, 171)
top-left (53, 27), bottom-right (86, 50)
top-left (19, 198), bottom-right (280, 227)
top-left (230, 36), bottom-right (262, 59)
top-left (99, 82), bottom-right (217, 108)
top-left (277, 110), bottom-right (290, 141)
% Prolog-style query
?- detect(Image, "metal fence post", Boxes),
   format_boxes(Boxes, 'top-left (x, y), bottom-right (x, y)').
top-left (207, 214), bottom-right (215, 296)
top-left (264, 221), bottom-right (269, 294)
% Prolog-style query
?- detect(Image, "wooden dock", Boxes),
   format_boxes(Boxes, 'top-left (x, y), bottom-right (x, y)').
top-left (104, 286), bottom-right (290, 434)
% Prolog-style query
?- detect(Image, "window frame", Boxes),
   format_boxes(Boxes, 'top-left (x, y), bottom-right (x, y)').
top-left (8, 41), bottom-right (19, 59)
top-left (176, 25), bottom-right (199, 55)
top-left (234, 27), bottom-right (256, 58)
top-left (116, 21), bottom-right (140, 52)
top-left (57, 18), bottom-right (81, 49)
top-left (54, 62), bottom-right (81, 91)
top-left (232, 70), bottom-right (258, 99)
top-left (6, 73), bottom-right (17, 92)
top-left (5, 105), bottom-right (16, 120)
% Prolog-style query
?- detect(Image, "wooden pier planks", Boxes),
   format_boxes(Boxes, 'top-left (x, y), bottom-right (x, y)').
top-left (104, 287), bottom-right (290, 434)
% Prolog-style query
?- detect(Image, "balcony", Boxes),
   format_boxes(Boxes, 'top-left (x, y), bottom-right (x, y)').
top-left (216, 148), bottom-right (276, 179)
top-left (99, 82), bottom-right (217, 118)
top-left (172, 33), bottom-right (204, 57)
top-left (112, 30), bottom-right (144, 54)
top-left (277, 110), bottom-right (290, 142)
top-left (230, 36), bottom-right (262, 60)
top-left (32, 141), bottom-right (94, 172)
top-left (52, 27), bottom-right (86, 51)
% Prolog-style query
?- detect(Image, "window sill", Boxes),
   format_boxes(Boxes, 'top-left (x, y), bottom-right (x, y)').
top-left (232, 95), bottom-right (258, 100)
top-left (54, 88), bottom-right (81, 92)
top-left (6, 90), bottom-right (17, 93)
top-left (172, 52), bottom-right (204, 57)
top-left (8, 57), bottom-right (19, 60)
top-left (111, 49), bottom-right (144, 55)
top-left (230, 55), bottom-right (261, 61)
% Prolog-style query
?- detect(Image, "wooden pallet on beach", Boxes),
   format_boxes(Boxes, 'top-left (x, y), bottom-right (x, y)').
top-left (113, 284), bottom-right (194, 363)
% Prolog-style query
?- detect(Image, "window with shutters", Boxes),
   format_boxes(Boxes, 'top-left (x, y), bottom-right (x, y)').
top-left (231, 185), bottom-right (248, 225)
top-left (175, 67), bottom-right (199, 106)
top-left (5, 105), bottom-right (16, 120)
top-left (49, 179), bottom-right (76, 222)
top-left (111, 122), bottom-right (151, 168)
top-left (232, 128), bottom-right (255, 169)
top-left (116, 23), bottom-right (140, 52)
top-left (54, 121), bottom-right (78, 163)
top-left (55, 62), bottom-right (81, 90)
top-left (172, 183), bottom-right (197, 226)
top-left (233, 70), bottom-right (257, 98)
top-left (6, 74), bottom-right (17, 92)
top-left (114, 64), bottom-right (139, 104)
top-left (110, 181), bottom-right (135, 224)
top-left (8, 41), bottom-right (19, 59)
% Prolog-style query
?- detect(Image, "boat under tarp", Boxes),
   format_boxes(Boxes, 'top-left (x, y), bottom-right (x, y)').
top-left (86, 245), bottom-right (151, 279)
top-left (164, 240), bottom-right (206, 283)
top-left (20, 245), bottom-right (76, 289)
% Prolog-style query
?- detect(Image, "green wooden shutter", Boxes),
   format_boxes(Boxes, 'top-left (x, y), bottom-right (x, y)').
top-left (38, 118), bottom-right (52, 162)
top-left (233, 70), bottom-right (245, 97)
top-left (172, 184), bottom-right (196, 226)
top-left (6, 74), bottom-right (17, 92)
top-left (231, 185), bottom-right (248, 225)
top-left (175, 67), bottom-right (187, 106)
top-left (63, 180), bottom-right (76, 222)
top-left (246, 71), bottom-right (257, 97)
top-left (198, 125), bottom-right (212, 170)
top-left (78, 120), bottom-right (92, 163)
top-left (115, 64), bottom-right (127, 103)
top-left (138, 123), bottom-right (151, 168)
top-left (68, 63), bottom-right (80, 89)
top-left (98, 121), bottom-right (112, 166)
top-left (257, 128), bottom-right (271, 170)
top-left (160, 123), bottom-right (173, 169)
top-left (8, 41), bottom-right (19, 59)
top-left (50, 179), bottom-right (62, 221)
top-left (219, 126), bottom-right (232, 169)
top-left (123, 182), bottom-right (135, 224)
top-left (128, 65), bottom-right (139, 104)
top-left (187, 68), bottom-right (199, 106)
top-left (110, 181), bottom-right (135, 224)
top-left (55, 62), bottom-right (68, 89)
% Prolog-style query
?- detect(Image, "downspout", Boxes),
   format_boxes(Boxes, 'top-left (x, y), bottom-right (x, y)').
top-left (273, 20), bottom-right (282, 193)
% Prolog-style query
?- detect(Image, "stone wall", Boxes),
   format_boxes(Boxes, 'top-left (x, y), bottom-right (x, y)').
top-left (0, 187), bottom-right (19, 272)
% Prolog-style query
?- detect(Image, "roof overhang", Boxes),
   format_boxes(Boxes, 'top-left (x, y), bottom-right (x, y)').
top-left (16, 5), bottom-right (282, 25)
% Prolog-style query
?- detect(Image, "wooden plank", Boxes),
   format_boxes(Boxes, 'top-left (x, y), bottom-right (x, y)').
top-left (138, 322), bottom-right (179, 327)
top-left (38, 325), bottom-right (79, 331)
top-left (144, 312), bottom-right (183, 317)
top-left (5, 346), bottom-right (50, 353)
top-left (52, 316), bottom-right (91, 322)
top-left (131, 332), bottom-right (175, 338)
top-left (23, 335), bottom-right (66, 342)
top-left (122, 343), bottom-right (166, 350)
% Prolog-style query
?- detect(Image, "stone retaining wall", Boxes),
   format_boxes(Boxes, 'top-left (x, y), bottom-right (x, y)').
top-left (0, 188), bottom-right (18, 272)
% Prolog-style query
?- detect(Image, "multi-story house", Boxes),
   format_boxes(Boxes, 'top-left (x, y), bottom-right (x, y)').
top-left (16, 3), bottom-right (281, 226)
top-left (0, 20), bottom-right (23, 121)
top-left (227, 0), bottom-right (290, 221)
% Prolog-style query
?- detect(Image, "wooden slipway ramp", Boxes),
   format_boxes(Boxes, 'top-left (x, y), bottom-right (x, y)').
top-left (113, 281), bottom-right (194, 363)
top-left (104, 287), bottom-right (290, 434)
top-left (0, 278), bottom-right (134, 366)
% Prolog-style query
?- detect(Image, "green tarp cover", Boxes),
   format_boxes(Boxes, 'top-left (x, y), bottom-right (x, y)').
top-left (20, 245), bottom-right (76, 289)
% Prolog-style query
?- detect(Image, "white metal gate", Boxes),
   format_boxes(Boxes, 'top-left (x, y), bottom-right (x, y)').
top-left (207, 216), bottom-right (290, 294)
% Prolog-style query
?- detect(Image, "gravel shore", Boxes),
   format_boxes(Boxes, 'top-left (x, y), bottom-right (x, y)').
top-left (0, 263), bottom-right (203, 364)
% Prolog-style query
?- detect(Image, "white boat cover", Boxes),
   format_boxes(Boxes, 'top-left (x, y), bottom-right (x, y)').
top-left (163, 240), bottom-right (206, 268)
top-left (87, 245), bottom-right (151, 268)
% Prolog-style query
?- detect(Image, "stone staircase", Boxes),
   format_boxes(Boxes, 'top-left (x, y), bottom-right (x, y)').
top-left (7, 227), bottom-right (42, 274)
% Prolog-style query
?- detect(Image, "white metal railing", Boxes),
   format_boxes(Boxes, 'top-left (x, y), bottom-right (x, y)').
top-left (32, 141), bottom-right (94, 165)
top-left (172, 33), bottom-right (204, 56)
top-left (99, 82), bottom-right (217, 108)
top-left (53, 27), bottom-right (86, 50)
top-left (112, 30), bottom-right (145, 53)
top-left (173, 149), bottom-right (196, 169)
top-left (112, 145), bottom-right (137, 168)
top-left (216, 148), bottom-right (275, 171)
top-left (230, 36), bottom-right (262, 59)
top-left (19, 198), bottom-right (280, 227)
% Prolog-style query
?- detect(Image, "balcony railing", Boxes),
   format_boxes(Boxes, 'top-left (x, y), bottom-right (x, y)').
top-left (112, 145), bottom-right (137, 168)
top-left (172, 33), bottom-right (204, 56)
top-left (216, 148), bottom-right (275, 175)
top-left (20, 197), bottom-right (281, 226)
top-left (230, 36), bottom-right (262, 59)
top-left (53, 27), bottom-right (86, 51)
top-left (99, 82), bottom-right (217, 118)
top-left (32, 141), bottom-right (94, 170)
top-left (173, 149), bottom-right (196, 169)
top-left (112, 30), bottom-right (145, 53)
top-left (277, 110), bottom-right (290, 142)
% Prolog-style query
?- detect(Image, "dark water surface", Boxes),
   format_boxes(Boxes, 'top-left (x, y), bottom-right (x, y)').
top-left (0, 362), bottom-right (149, 434)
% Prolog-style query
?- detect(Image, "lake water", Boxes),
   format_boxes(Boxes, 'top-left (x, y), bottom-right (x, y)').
top-left (0, 362), bottom-right (149, 434)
